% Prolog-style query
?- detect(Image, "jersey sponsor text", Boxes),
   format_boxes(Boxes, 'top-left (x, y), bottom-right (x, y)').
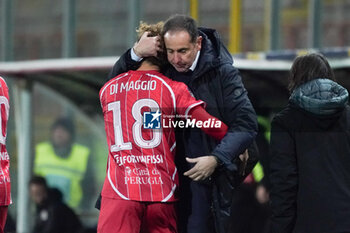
top-left (114, 154), bottom-right (164, 166)
top-left (124, 176), bottom-right (163, 185)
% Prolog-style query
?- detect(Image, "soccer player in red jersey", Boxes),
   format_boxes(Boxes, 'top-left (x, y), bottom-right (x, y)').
top-left (98, 22), bottom-right (228, 233)
top-left (0, 77), bottom-right (11, 233)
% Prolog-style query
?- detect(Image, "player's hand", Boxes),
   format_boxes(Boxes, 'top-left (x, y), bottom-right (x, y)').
top-left (133, 32), bottom-right (162, 58)
top-left (184, 156), bottom-right (218, 181)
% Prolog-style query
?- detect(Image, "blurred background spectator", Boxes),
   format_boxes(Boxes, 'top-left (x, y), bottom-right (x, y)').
top-left (34, 117), bottom-right (94, 209)
top-left (29, 176), bottom-right (83, 233)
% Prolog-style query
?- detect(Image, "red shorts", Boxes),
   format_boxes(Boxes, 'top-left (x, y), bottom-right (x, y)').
top-left (98, 197), bottom-right (177, 233)
top-left (0, 206), bottom-right (8, 233)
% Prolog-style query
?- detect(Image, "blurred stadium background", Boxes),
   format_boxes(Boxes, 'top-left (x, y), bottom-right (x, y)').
top-left (1, 0), bottom-right (350, 232)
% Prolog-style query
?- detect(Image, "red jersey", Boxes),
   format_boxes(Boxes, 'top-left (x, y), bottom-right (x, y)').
top-left (100, 70), bottom-right (204, 202)
top-left (0, 77), bottom-right (11, 206)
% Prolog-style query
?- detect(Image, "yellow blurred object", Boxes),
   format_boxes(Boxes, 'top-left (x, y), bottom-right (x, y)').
top-left (189, 0), bottom-right (199, 21)
top-left (247, 52), bottom-right (263, 60)
top-left (297, 50), bottom-right (309, 56)
top-left (229, 0), bottom-right (241, 54)
top-left (252, 162), bottom-right (264, 183)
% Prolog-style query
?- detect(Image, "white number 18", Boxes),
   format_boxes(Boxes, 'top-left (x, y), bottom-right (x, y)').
top-left (107, 99), bottom-right (161, 152)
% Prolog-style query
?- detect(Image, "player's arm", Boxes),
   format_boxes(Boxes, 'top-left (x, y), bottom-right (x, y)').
top-left (108, 32), bottom-right (162, 80)
top-left (188, 105), bottom-right (228, 140)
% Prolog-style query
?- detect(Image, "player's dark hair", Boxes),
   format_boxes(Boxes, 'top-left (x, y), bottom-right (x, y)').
top-left (289, 53), bottom-right (335, 93)
top-left (162, 14), bottom-right (198, 43)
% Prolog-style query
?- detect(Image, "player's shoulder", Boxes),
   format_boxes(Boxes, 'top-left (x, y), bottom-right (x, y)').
top-left (105, 72), bottom-right (130, 87)
top-left (165, 77), bottom-right (188, 90)
top-left (100, 72), bottom-right (130, 97)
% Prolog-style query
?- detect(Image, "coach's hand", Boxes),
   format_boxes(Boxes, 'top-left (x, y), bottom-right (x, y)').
top-left (184, 156), bottom-right (218, 181)
top-left (133, 32), bottom-right (162, 58)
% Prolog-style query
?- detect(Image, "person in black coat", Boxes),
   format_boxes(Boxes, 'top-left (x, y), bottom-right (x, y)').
top-left (106, 14), bottom-right (258, 233)
top-left (269, 53), bottom-right (350, 233)
top-left (29, 176), bottom-right (83, 233)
